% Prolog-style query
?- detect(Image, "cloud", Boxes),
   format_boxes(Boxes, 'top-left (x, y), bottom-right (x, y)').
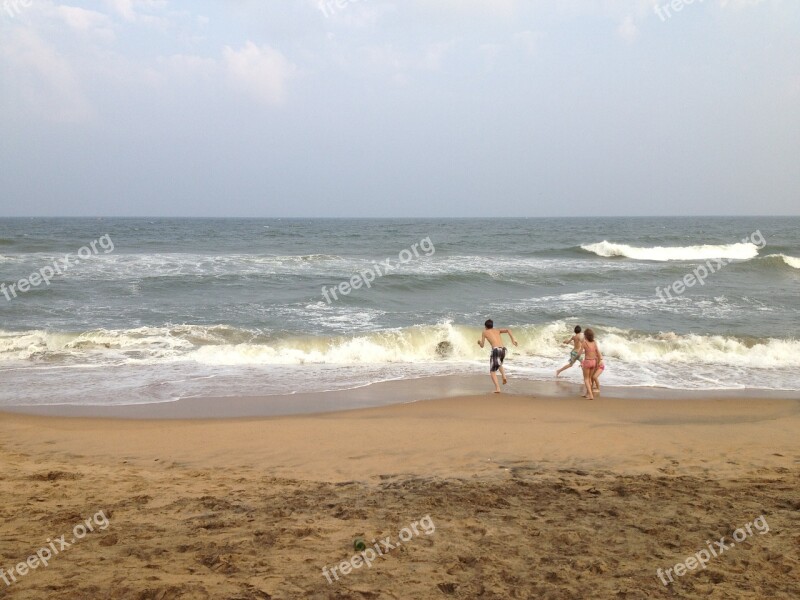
top-left (0, 26), bottom-right (92, 122)
top-left (513, 30), bottom-right (542, 56)
top-left (104, 0), bottom-right (136, 21)
top-left (102, 0), bottom-right (169, 28)
top-left (164, 53), bottom-right (217, 77)
top-left (223, 42), bottom-right (296, 106)
top-left (415, 0), bottom-right (520, 17)
top-left (720, 0), bottom-right (768, 8)
top-left (56, 5), bottom-right (115, 41)
top-left (420, 40), bottom-right (456, 70)
top-left (618, 15), bottom-right (639, 42)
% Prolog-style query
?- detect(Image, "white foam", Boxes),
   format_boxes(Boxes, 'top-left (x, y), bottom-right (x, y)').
top-left (2, 323), bottom-right (798, 372)
top-left (582, 241), bottom-right (759, 262)
top-left (0, 252), bottom-right (649, 281)
top-left (505, 290), bottom-right (744, 320)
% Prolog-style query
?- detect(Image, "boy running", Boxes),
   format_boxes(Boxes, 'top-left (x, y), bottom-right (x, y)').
top-left (477, 319), bottom-right (518, 393)
top-left (556, 325), bottom-right (583, 377)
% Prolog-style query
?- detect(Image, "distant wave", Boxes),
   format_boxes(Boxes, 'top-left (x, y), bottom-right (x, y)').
top-left (762, 253), bottom-right (800, 270)
top-left (581, 241), bottom-right (760, 262)
top-left (0, 253), bottom-right (643, 283)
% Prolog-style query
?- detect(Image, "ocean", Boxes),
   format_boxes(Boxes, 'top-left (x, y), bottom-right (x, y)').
top-left (1, 216), bottom-right (798, 408)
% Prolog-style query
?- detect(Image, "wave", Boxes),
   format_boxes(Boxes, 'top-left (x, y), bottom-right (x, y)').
top-left (0, 253), bottom-right (645, 283)
top-left (594, 328), bottom-right (799, 369)
top-left (581, 241), bottom-right (760, 262)
top-left (1, 323), bottom-right (798, 370)
top-left (762, 254), bottom-right (800, 270)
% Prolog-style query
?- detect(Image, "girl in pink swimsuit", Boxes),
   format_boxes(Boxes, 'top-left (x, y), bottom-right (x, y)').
top-left (580, 328), bottom-right (602, 400)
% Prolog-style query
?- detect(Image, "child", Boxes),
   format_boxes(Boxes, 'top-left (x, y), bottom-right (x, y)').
top-left (579, 328), bottom-right (602, 400)
top-left (556, 325), bottom-right (583, 377)
top-left (477, 319), bottom-right (518, 394)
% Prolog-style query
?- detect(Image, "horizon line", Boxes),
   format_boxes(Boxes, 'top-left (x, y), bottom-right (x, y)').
top-left (2, 215), bottom-right (799, 220)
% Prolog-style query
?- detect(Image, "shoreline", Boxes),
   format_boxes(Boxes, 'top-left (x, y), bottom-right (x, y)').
top-left (2, 374), bottom-right (798, 420)
top-left (1, 393), bottom-right (797, 481)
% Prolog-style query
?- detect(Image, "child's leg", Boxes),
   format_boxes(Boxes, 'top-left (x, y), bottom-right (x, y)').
top-left (557, 351), bottom-right (578, 376)
top-left (499, 364), bottom-right (508, 385)
top-left (490, 371), bottom-right (501, 393)
top-left (582, 367), bottom-right (594, 399)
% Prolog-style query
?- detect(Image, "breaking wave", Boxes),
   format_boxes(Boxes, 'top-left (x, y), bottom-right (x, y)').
top-left (581, 241), bottom-right (760, 262)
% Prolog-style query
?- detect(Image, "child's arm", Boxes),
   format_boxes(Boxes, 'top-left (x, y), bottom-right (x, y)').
top-left (500, 329), bottom-right (518, 347)
top-left (477, 331), bottom-right (485, 348)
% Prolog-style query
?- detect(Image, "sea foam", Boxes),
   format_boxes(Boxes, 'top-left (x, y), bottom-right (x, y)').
top-left (2, 323), bottom-right (798, 371)
top-left (581, 241), bottom-right (759, 262)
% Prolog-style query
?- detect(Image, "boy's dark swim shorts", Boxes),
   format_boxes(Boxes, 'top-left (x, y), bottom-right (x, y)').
top-left (490, 347), bottom-right (507, 372)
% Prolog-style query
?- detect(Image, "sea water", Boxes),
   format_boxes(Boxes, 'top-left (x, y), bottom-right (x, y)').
top-left (1, 217), bottom-right (798, 407)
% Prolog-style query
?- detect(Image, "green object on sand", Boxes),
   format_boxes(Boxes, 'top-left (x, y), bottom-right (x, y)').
top-left (354, 538), bottom-right (367, 551)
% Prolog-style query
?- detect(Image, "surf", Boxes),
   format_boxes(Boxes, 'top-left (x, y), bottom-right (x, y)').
top-left (2, 323), bottom-right (798, 370)
top-left (762, 254), bottom-right (800, 270)
top-left (581, 241), bottom-right (760, 262)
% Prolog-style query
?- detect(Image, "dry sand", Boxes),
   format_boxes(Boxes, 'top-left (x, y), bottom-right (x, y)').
top-left (1, 394), bottom-right (798, 599)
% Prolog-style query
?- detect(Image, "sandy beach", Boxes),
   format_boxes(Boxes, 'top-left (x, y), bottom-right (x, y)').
top-left (1, 392), bottom-right (798, 599)
top-left (4, 0), bottom-right (799, 597)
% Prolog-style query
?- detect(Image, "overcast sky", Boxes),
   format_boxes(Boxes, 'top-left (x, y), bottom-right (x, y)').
top-left (0, 0), bottom-right (798, 217)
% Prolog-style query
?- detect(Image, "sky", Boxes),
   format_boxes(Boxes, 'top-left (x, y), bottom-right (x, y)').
top-left (0, 0), bottom-right (798, 217)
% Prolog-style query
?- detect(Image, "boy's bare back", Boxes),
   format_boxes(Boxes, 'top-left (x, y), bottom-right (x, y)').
top-left (482, 328), bottom-right (505, 348)
top-left (570, 333), bottom-right (583, 351)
